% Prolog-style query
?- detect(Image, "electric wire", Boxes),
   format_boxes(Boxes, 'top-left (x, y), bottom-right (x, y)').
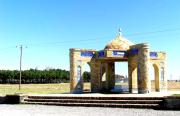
top-left (0, 27), bottom-right (179, 51)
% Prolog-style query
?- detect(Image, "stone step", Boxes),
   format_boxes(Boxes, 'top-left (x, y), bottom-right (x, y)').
top-left (23, 102), bottom-right (159, 108)
top-left (27, 96), bottom-right (163, 100)
top-left (24, 95), bottom-right (164, 109)
top-left (24, 98), bottom-right (162, 104)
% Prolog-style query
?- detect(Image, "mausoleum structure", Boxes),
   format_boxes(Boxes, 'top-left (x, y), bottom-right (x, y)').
top-left (70, 34), bottom-right (167, 94)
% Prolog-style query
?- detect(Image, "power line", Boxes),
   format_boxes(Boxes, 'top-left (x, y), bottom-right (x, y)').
top-left (125, 28), bottom-right (180, 37)
top-left (0, 46), bottom-right (16, 51)
top-left (26, 27), bottom-right (180, 46)
top-left (0, 27), bottom-right (179, 51)
top-left (27, 37), bottom-right (111, 47)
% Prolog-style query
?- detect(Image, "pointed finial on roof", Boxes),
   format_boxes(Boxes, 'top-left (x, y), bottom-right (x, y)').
top-left (118, 28), bottom-right (122, 36)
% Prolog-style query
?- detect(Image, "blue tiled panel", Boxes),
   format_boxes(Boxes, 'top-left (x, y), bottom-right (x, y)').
top-left (150, 52), bottom-right (158, 58)
top-left (113, 51), bottom-right (126, 57)
top-left (81, 51), bottom-right (94, 57)
top-left (130, 48), bottom-right (138, 55)
top-left (98, 51), bottom-right (105, 58)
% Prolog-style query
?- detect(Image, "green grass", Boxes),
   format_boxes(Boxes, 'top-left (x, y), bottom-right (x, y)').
top-left (173, 94), bottom-right (180, 96)
top-left (0, 83), bottom-right (70, 95)
top-left (0, 81), bottom-right (179, 95)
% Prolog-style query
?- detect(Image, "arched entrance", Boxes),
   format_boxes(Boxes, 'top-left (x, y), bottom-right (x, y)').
top-left (153, 64), bottom-right (161, 92)
top-left (82, 63), bottom-right (91, 92)
top-left (149, 63), bottom-right (160, 92)
top-left (112, 62), bottom-right (128, 93)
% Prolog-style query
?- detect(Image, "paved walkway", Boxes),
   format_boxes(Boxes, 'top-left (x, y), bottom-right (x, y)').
top-left (0, 105), bottom-right (179, 116)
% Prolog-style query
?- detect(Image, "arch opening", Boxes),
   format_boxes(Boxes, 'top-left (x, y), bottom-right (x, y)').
top-left (160, 67), bottom-right (165, 81)
top-left (77, 66), bottom-right (82, 89)
top-left (82, 63), bottom-right (91, 92)
top-left (149, 63), bottom-right (160, 92)
top-left (112, 62), bottom-right (129, 93)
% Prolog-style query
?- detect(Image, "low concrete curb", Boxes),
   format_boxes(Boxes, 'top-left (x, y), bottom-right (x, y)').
top-left (162, 96), bottom-right (180, 110)
top-left (0, 96), bottom-right (6, 103)
top-left (0, 94), bottom-right (27, 104)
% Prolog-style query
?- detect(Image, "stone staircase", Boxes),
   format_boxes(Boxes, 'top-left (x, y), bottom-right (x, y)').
top-left (23, 95), bottom-right (164, 109)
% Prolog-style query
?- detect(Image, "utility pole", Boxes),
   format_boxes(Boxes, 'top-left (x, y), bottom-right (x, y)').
top-left (17, 45), bottom-right (25, 90)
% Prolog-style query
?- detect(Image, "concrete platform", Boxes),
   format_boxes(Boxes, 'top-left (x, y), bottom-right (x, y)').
top-left (24, 91), bottom-right (180, 98)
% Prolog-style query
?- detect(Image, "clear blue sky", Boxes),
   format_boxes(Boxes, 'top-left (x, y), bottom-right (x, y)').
top-left (0, 0), bottom-right (180, 80)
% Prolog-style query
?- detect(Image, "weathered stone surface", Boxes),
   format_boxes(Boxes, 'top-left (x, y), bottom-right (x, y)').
top-left (104, 36), bottom-right (134, 50)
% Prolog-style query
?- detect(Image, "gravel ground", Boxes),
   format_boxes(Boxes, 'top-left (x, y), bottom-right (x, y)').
top-left (0, 105), bottom-right (179, 116)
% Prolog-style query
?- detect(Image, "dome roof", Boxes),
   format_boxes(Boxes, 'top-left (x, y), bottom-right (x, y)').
top-left (104, 35), bottom-right (134, 50)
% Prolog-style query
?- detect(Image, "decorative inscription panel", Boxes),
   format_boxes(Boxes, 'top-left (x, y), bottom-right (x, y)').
top-left (81, 51), bottom-right (94, 57)
top-left (112, 51), bottom-right (126, 57)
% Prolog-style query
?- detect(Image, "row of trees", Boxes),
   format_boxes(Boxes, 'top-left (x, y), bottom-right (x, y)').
top-left (0, 69), bottom-right (90, 84)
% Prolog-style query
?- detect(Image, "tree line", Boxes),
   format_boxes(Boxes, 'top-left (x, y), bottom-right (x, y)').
top-left (0, 69), bottom-right (90, 84)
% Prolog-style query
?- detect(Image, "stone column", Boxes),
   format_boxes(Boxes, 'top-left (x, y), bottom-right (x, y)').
top-left (107, 62), bottom-right (115, 91)
top-left (104, 63), bottom-right (109, 91)
top-left (128, 64), bottom-right (138, 93)
top-left (99, 62), bottom-right (114, 92)
top-left (90, 59), bottom-right (101, 93)
top-left (70, 49), bottom-right (75, 93)
top-left (100, 62), bottom-right (106, 92)
top-left (70, 49), bottom-right (83, 93)
top-left (128, 55), bottom-right (138, 93)
top-left (109, 62), bottom-right (115, 90)
top-left (138, 44), bottom-right (151, 94)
